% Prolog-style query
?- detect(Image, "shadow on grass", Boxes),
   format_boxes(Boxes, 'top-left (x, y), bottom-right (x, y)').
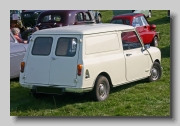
top-left (148, 16), bottom-right (170, 25)
top-left (10, 77), bottom-right (19, 83)
top-left (110, 79), bottom-right (148, 94)
top-left (10, 78), bottom-right (149, 113)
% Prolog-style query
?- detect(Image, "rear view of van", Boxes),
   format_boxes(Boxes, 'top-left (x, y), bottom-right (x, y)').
top-left (20, 24), bottom-right (162, 102)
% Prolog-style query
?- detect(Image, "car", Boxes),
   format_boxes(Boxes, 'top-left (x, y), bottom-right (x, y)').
top-left (19, 24), bottom-right (162, 101)
top-left (36, 10), bottom-right (96, 30)
top-left (21, 10), bottom-right (44, 28)
top-left (10, 31), bottom-right (28, 79)
top-left (110, 13), bottom-right (160, 47)
top-left (113, 10), bottom-right (152, 18)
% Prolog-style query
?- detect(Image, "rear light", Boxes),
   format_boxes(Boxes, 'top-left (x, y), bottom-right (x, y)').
top-left (77, 64), bottom-right (83, 76)
top-left (20, 62), bottom-right (25, 73)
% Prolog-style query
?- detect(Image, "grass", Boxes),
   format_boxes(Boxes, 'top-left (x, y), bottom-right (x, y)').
top-left (10, 10), bottom-right (170, 116)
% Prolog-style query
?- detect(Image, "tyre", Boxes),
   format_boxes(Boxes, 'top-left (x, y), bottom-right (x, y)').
top-left (150, 36), bottom-right (158, 47)
top-left (148, 62), bottom-right (162, 82)
top-left (92, 75), bottom-right (110, 101)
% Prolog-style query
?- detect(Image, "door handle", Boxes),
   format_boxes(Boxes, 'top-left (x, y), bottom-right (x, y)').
top-left (52, 57), bottom-right (56, 60)
top-left (126, 54), bottom-right (132, 56)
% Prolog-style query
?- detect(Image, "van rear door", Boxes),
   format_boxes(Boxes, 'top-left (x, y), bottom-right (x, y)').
top-left (48, 35), bottom-right (80, 87)
top-left (24, 35), bottom-right (54, 85)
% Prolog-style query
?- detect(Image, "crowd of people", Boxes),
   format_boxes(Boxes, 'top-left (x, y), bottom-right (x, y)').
top-left (10, 22), bottom-right (39, 44)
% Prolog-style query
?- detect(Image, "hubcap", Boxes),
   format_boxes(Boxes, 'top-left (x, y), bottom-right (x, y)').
top-left (154, 37), bottom-right (158, 47)
top-left (99, 83), bottom-right (106, 98)
top-left (151, 67), bottom-right (158, 80)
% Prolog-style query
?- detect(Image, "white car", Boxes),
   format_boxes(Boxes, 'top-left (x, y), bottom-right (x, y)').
top-left (10, 31), bottom-right (28, 79)
top-left (19, 24), bottom-right (162, 101)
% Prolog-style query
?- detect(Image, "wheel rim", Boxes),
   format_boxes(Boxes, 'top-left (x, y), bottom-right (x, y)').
top-left (154, 37), bottom-right (158, 47)
top-left (98, 83), bottom-right (106, 99)
top-left (151, 67), bottom-right (159, 80)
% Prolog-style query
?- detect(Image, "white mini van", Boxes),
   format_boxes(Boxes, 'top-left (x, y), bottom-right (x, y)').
top-left (20, 24), bottom-right (162, 101)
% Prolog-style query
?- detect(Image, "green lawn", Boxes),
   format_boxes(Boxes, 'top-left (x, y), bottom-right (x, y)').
top-left (10, 10), bottom-right (170, 116)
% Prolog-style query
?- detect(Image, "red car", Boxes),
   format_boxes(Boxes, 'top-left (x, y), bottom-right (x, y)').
top-left (110, 13), bottom-right (160, 47)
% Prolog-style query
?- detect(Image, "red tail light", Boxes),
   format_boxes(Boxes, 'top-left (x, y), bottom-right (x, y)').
top-left (77, 64), bottom-right (83, 76)
top-left (20, 62), bottom-right (25, 73)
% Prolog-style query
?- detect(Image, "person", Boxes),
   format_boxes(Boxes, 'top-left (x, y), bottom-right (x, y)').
top-left (10, 22), bottom-right (17, 31)
top-left (28, 27), bottom-right (39, 42)
top-left (11, 28), bottom-right (27, 44)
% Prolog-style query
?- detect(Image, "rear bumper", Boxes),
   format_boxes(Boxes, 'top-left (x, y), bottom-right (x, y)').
top-left (20, 83), bottom-right (92, 94)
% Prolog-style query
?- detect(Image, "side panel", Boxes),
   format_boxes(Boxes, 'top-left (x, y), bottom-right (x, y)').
top-left (80, 32), bottom-right (127, 89)
top-left (10, 43), bottom-right (26, 79)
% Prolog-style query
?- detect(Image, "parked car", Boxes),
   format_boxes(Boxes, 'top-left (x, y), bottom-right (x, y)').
top-left (35, 10), bottom-right (96, 30)
top-left (110, 13), bottom-right (160, 47)
top-left (10, 31), bottom-right (28, 79)
top-left (113, 10), bottom-right (152, 18)
top-left (19, 24), bottom-right (162, 101)
top-left (21, 10), bottom-right (44, 28)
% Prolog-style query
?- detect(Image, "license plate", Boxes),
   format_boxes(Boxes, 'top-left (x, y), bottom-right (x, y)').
top-left (36, 87), bottom-right (63, 95)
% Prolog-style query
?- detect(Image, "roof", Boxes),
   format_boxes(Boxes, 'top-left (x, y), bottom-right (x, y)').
top-left (34, 23), bottom-right (135, 35)
top-left (22, 10), bottom-right (44, 13)
top-left (40, 10), bottom-right (88, 15)
top-left (113, 13), bottom-right (144, 19)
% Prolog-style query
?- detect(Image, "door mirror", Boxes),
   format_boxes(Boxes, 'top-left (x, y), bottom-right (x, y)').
top-left (144, 44), bottom-right (150, 50)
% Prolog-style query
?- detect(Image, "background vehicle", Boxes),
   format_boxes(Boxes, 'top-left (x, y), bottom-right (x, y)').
top-left (36, 10), bottom-right (96, 30)
top-left (110, 13), bottom-right (160, 47)
top-left (21, 10), bottom-right (44, 28)
top-left (10, 31), bottom-right (28, 79)
top-left (113, 10), bottom-right (152, 18)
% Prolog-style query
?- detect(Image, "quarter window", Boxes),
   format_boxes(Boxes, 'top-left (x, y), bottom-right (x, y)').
top-left (140, 16), bottom-right (149, 26)
top-left (121, 31), bottom-right (142, 50)
top-left (32, 37), bottom-right (53, 55)
top-left (55, 37), bottom-right (77, 57)
top-left (132, 17), bottom-right (143, 27)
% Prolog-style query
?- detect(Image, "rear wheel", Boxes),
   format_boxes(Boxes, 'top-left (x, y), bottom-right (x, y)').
top-left (148, 62), bottom-right (162, 82)
top-left (92, 76), bottom-right (110, 101)
top-left (151, 36), bottom-right (158, 47)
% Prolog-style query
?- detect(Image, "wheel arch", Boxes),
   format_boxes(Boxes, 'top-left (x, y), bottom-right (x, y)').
top-left (93, 72), bottom-right (113, 89)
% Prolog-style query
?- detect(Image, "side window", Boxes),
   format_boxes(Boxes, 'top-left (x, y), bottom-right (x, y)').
top-left (140, 16), bottom-right (148, 26)
top-left (125, 20), bottom-right (130, 25)
top-left (132, 17), bottom-right (143, 27)
top-left (111, 19), bottom-right (124, 24)
top-left (77, 13), bottom-right (84, 21)
top-left (10, 34), bottom-right (15, 43)
top-left (121, 31), bottom-right (142, 50)
top-left (84, 12), bottom-right (91, 21)
top-left (42, 15), bottom-right (50, 22)
top-left (32, 37), bottom-right (53, 55)
top-left (42, 15), bottom-right (61, 22)
top-left (55, 37), bottom-right (77, 57)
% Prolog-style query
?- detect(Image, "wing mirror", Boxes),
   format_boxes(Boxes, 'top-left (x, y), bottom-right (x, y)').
top-left (144, 44), bottom-right (150, 50)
